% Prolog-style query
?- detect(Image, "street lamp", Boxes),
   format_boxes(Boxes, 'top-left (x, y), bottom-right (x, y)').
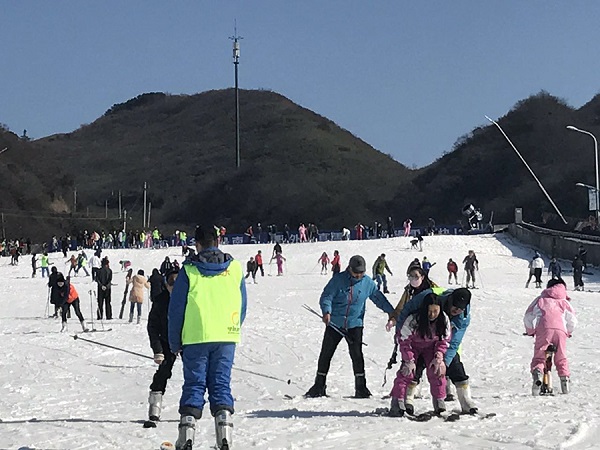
top-left (567, 125), bottom-right (600, 223)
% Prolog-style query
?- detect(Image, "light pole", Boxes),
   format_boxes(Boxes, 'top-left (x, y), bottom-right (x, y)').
top-left (230, 24), bottom-right (242, 168)
top-left (567, 125), bottom-right (600, 223)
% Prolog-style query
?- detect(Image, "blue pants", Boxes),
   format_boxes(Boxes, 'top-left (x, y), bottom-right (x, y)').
top-left (375, 274), bottom-right (387, 291)
top-left (179, 343), bottom-right (236, 419)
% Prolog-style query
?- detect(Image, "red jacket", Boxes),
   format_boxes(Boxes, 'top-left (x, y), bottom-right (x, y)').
top-left (68, 284), bottom-right (79, 304)
top-left (255, 254), bottom-right (263, 265)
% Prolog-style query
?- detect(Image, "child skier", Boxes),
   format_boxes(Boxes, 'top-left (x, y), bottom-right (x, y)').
top-left (390, 293), bottom-right (451, 416)
top-left (318, 252), bottom-right (330, 275)
top-left (524, 278), bottom-right (577, 395)
top-left (245, 257), bottom-right (258, 283)
top-left (331, 250), bottom-right (341, 274)
top-left (447, 259), bottom-right (458, 284)
top-left (271, 252), bottom-right (286, 276)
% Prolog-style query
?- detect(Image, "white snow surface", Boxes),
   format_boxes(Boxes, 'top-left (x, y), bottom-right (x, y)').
top-left (1, 234), bottom-right (600, 449)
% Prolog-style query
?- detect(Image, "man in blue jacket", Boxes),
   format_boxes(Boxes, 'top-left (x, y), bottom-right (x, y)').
top-left (168, 225), bottom-right (247, 450)
top-left (395, 287), bottom-right (477, 414)
top-left (305, 255), bottom-right (396, 398)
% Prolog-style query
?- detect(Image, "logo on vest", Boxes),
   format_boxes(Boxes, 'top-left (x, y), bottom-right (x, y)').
top-left (228, 311), bottom-right (240, 334)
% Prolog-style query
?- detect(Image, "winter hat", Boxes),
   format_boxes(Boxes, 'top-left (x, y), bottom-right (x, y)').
top-left (165, 266), bottom-right (180, 279)
top-left (450, 288), bottom-right (471, 310)
top-left (56, 273), bottom-right (65, 283)
top-left (348, 255), bottom-right (366, 273)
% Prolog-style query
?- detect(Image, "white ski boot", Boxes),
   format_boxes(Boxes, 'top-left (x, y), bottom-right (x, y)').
top-left (532, 368), bottom-right (543, 396)
top-left (445, 377), bottom-right (456, 401)
top-left (214, 409), bottom-right (233, 449)
top-left (433, 398), bottom-right (446, 414)
top-left (148, 391), bottom-right (163, 421)
top-left (175, 415), bottom-right (195, 450)
top-left (560, 376), bottom-right (570, 394)
top-left (455, 381), bottom-right (478, 414)
top-left (61, 321), bottom-right (67, 332)
top-left (405, 381), bottom-right (418, 415)
top-left (80, 320), bottom-right (89, 332)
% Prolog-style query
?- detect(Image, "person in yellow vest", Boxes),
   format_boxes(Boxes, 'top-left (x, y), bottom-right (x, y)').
top-left (41, 252), bottom-right (50, 278)
top-left (168, 225), bottom-right (247, 450)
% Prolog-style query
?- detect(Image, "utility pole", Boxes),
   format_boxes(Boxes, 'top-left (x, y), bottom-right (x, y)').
top-left (1, 213), bottom-right (5, 240)
top-left (230, 23), bottom-right (242, 168)
top-left (123, 209), bottom-right (127, 234)
top-left (118, 190), bottom-right (122, 219)
top-left (74, 187), bottom-right (77, 213)
top-left (143, 182), bottom-right (147, 229)
top-left (147, 202), bottom-right (152, 229)
top-left (105, 200), bottom-right (108, 219)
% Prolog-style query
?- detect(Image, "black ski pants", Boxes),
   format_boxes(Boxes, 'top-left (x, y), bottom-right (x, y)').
top-left (413, 353), bottom-right (469, 385)
top-left (256, 264), bottom-right (264, 277)
top-left (150, 345), bottom-right (177, 394)
top-left (534, 268), bottom-right (542, 284)
top-left (61, 299), bottom-right (85, 323)
top-left (574, 271), bottom-right (584, 288)
top-left (97, 288), bottom-right (112, 319)
top-left (316, 325), bottom-right (364, 376)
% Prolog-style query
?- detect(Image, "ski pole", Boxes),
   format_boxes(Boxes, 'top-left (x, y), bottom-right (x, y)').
top-left (72, 335), bottom-right (292, 384)
top-left (88, 290), bottom-right (96, 331)
top-left (382, 343), bottom-right (398, 387)
top-left (302, 304), bottom-right (367, 346)
top-left (476, 268), bottom-right (484, 289)
top-left (45, 286), bottom-right (50, 317)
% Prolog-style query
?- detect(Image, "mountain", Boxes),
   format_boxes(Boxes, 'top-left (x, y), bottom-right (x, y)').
top-left (1, 89), bottom-right (599, 238)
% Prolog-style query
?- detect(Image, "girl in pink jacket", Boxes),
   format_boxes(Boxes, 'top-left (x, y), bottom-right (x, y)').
top-left (390, 294), bottom-right (451, 416)
top-left (524, 278), bottom-right (576, 394)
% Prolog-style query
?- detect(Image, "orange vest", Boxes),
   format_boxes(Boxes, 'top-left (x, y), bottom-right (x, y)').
top-left (68, 284), bottom-right (79, 304)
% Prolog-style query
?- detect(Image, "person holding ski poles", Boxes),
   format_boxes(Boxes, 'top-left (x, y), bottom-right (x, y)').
top-left (270, 252), bottom-right (286, 276)
top-left (318, 252), bottom-right (330, 275)
top-left (447, 258), bottom-right (459, 284)
top-left (462, 250), bottom-right (478, 288)
top-left (168, 225), bottom-right (247, 450)
top-left (305, 255), bottom-right (396, 399)
top-left (372, 253), bottom-right (393, 293)
top-left (57, 274), bottom-right (89, 333)
top-left (145, 267), bottom-right (180, 427)
top-left (393, 287), bottom-right (476, 416)
top-left (524, 278), bottom-right (576, 395)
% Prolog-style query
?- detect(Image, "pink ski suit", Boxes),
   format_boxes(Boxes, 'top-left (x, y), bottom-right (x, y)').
top-left (391, 312), bottom-right (451, 401)
top-left (403, 220), bottom-right (412, 237)
top-left (524, 283), bottom-right (577, 377)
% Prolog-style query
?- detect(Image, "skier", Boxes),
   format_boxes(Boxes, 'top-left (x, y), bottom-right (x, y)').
top-left (57, 274), bottom-right (89, 332)
top-left (149, 268), bottom-right (165, 302)
top-left (524, 278), bottom-right (577, 395)
top-left (89, 252), bottom-right (101, 281)
top-left (421, 257), bottom-right (434, 275)
top-left (403, 219), bottom-right (412, 237)
top-left (245, 257), bottom-right (258, 283)
top-left (462, 250), bottom-right (478, 288)
top-left (372, 253), bottom-right (393, 293)
top-left (255, 250), bottom-right (264, 277)
top-left (341, 227), bottom-right (351, 241)
top-left (272, 241), bottom-right (282, 258)
top-left (305, 255), bottom-right (396, 398)
top-left (427, 217), bottom-right (436, 236)
top-left (96, 258), bottom-right (113, 320)
top-left (48, 266), bottom-right (61, 318)
top-left (77, 251), bottom-right (90, 277)
top-left (283, 224), bottom-right (290, 243)
top-left (270, 252), bottom-right (286, 276)
top-left (160, 257), bottom-right (173, 277)
top-left (146, 267), bottom-right (180, 426)
top-left (67, 254), bottom-right (77, 277)
top-left (394, 287), bottom-right (476, 415)
top-left (331, 250), bottom-right (341, 275)
top-left (168, 225), bottom-right (247, 450)
top-left (389, 293), bottom-right (451, 416)
top-left (129, 269), bottom-right (150, 324)
top-left (394, 266), bottom-right (439, 316)
top-left (572, 255), bottom-right (585, 291)
top-left (548, 257), bottom-right (562, 280)
top-left (529, 252), bottom-right (544, 288)
top-left (447, 258), bottom-right (459, 284)
top-left (387, 216), bottom-right (395, 238)
top-left (31, 254), bottom-right (37, 278)
top-left (40, 252), bottom-right (50, 278)
top-left (578, 245), bottom-right (588, 270)
top-left (318, 252), bottom-right (330, 275)
top-left (298, 223), bottom-right (308, 242)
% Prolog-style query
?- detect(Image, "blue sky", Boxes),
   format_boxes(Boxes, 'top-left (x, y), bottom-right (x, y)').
top-left (2, 2), bottom-right (600, 167)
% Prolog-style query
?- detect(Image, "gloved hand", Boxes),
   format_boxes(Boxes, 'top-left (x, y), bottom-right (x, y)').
top-left (154, 353), bottom-right (165, 364)
top-left (400, 360), bottom-right (416, 377)
top-left (101, 285), bottom-right (107, 291)
top-left (430, 352), bottom-right (446, 377)
top-left (385, 318), bottom-right (396, 332)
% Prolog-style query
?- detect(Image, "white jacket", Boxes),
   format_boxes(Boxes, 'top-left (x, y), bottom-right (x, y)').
top-left (530, 257), bottom-right (544, 270)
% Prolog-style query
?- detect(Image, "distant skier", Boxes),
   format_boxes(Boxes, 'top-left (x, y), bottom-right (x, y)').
top-left (372, 253), bottom-right (393, 294)
top-left (40, 252), bottom-right (50, 278)
top-left (462, 250), bottom-right (478, 288)
top-left (410, 232), bottom-right (423, 251)
top-left (572, 255), bottom-right (585, 291)
top-left (387, 216), bottom-right (395, 238)
top-left (159, 256), bottom-right (173, 277)
top-left (272, 242), bottom-right (282, 258)
top-left (403, 219), bottom-right (412, 237)
top-left (298, 224), bottom-right (308, 242)
top-left (245, 257), bottom-right (258, 283)
top-left (31, 254), bottom-right (37, 278)
top-left (129, 269), bottom-right (150, 324)
top-left (318, 252), bottom-right (330, 275)
top-left (255, 250), bottom-right (264, 277)
top-left (524, 278), bottom-right (576, 395)
top-left (341, 227), bottom-right (351, 241)
top-left (447, 258), bottom-right (459, 284)
top-left (548, 257), bottom-right (562, 280)
top-left (528, 252), bottom-right (544, 288)
top-left (331, 250), bottom-right (341, 275)
top-left (578, 245), bottom-right (588, 270)
top-left (271, 252), bottom-right (287, 276)
top-left (57, 274), bottom-right (88, 333)
top-left (421, 257), bottom-right (434, 275)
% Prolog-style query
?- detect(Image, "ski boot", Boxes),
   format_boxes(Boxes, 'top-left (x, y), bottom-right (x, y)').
top-left (61, 321), bottom-right (67, 332)
top-left (433, 398), bottom-right (446, 414)
top-left (445, 377), bottom-right (456, 401)
top-left (405, 381), bottom-right (418, 415)
top-left (80, 320), bottom-right (89, 332)
top-left (389, 397), bottom-right (405, 417)
top-left (354, 373), bottom-right (372, 398)
top-left (531, 368), bottom-right (543, 396)
top-left (128, 313), bottom-right (134, 323)
top-left (305, 373), bottom-right (327, 398)
top-left (175, 415), bottom-right (195, 450)
top-left (455, 381), bottom-right (478, 414)
top-left (149, 391), bottom-right (163, 421)
top-left (137, 315), bottom-right (141, 325)
top-left (214, 409), bottom-right (233, 449)
top-left (560, 376), bottom-right (570, 394)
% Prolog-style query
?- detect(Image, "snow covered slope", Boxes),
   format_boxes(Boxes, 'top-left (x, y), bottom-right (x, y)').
top-left (1, 233), bottom-right (599, 449)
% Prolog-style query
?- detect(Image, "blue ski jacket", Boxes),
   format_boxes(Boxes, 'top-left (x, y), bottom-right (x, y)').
top-left (396, 288), bottom-right (471, 366)
top-left (319, 269), bottom-right (394, 330)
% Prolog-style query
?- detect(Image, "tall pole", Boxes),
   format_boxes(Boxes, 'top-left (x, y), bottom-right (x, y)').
top-left (74, 187), bottom-right (77, 213)
top-left (1, 213), bottom-right (5, 240)
top-left (567, 126), bottom-right (600, 223)
top-left (230, 24), bottom-right (242, 168)
top-left (118, 190), bottom-right (122, 219)
top-left (123, 209), bottom-right (127, 234)
top-left (143, 182), bottom-right (147, 229)
top-left (105, 200), bottom-right (108, 219)
top-left (147, 202), bottom-right (152, 229)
